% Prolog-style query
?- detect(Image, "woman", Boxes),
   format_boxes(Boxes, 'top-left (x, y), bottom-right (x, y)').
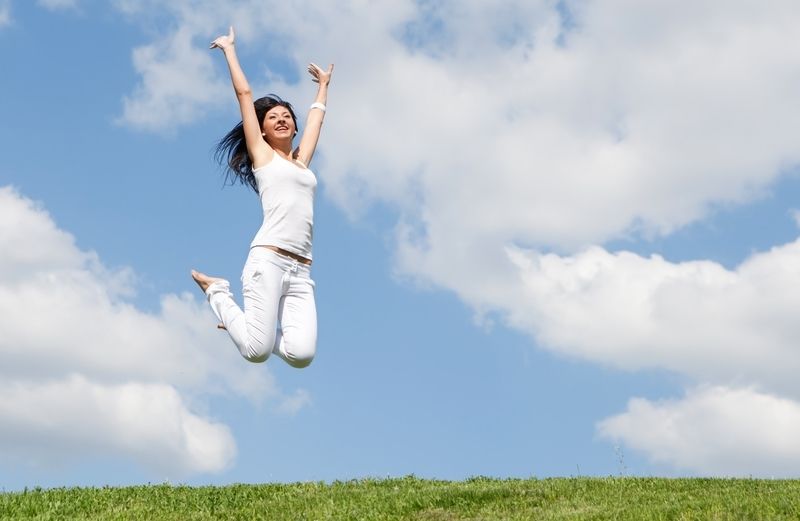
top-left (192, 26), bottom-right (332, 368)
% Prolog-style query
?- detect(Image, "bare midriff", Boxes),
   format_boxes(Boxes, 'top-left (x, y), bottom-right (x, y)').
top-left (261, 245), bottom-right (312, 265)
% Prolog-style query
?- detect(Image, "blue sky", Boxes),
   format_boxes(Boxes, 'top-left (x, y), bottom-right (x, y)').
top-left (3, 0), bottom-right (800, 490)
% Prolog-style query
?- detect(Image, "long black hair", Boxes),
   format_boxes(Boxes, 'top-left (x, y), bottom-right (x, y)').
top-left (214, 95), bottom-right (299, 193)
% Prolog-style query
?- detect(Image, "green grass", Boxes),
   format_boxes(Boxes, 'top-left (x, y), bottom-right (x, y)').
top-left (2, 476), bottom-right (800, 520)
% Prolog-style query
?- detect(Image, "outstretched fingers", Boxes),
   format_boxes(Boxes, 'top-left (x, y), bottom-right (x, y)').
top-left (307, 62), bottom-right (333, 84)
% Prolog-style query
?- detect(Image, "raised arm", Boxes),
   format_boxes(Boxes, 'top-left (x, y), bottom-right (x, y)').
top-left (210, 27), bottom-right (272, 168)
top-left (295, 63), bottom-right (333, 168)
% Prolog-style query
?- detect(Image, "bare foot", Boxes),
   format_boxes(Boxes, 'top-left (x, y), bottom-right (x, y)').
top-left (191, 269), bottom-right (224, 293)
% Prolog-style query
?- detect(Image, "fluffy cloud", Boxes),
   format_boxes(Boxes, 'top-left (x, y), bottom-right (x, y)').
top-left (0, 376), bottom-right (235, 475)
top-left (497, 242), bottom-right (800, 396)
top-left (118, 18), bottom-right (228, 133)
top-left (112, 1), bottom-right (800, 474)
top-left (397, 232), bottom-right (800, 390)
top-left (0, 186), bottom-right (307, 477)
top-left (598, 386), bottom-right (800, 477)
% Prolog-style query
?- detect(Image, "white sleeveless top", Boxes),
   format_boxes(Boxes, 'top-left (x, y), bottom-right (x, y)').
top-left (250, 154), bottom-right (317, 260)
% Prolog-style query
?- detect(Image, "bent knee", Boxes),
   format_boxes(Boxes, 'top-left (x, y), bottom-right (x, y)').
top-left (284, 341), bottom-right (316, 368)
top-left (242, 343), bottom-right (270, 363)
top-left (244, 352), bottom-right (269, 363)
top-left (286, 354), bottom-right (314, 368)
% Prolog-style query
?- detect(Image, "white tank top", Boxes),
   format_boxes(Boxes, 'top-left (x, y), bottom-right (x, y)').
top-left (250, 154), bottom-right (317, 260)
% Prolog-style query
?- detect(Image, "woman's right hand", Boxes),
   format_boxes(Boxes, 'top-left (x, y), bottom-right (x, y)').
top-left (210, 26), bottom-right (235, 50)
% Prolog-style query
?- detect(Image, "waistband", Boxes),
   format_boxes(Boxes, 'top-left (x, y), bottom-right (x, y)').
top-left (262, 245), bottom-right (312, 265)
top-left (248, 246), bottom-right (312, 273)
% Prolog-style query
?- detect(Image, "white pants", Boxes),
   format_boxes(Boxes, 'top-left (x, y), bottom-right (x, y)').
top-left (205, 247), bottom-right (317, 367)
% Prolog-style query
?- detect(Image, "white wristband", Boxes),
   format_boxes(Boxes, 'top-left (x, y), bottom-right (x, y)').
top-left (310, 102), bottom-right (326, 113)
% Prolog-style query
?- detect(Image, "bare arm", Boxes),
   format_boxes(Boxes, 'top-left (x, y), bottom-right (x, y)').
top-left (210, 27), bottom-right (272, 168)
top-left (295, 63), bottom-right (333, 168)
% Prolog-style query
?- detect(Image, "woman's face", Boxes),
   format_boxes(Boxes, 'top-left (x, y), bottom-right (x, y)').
top-left (262, 105), bottom-right (296, 144)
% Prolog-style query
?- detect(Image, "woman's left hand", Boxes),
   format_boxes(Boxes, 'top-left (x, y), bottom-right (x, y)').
top-left (308, 63), bottom-right (334, 86)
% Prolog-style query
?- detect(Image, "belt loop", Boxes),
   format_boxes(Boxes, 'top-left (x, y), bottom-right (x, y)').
top-left (281, 268), bottom-right (290, 293)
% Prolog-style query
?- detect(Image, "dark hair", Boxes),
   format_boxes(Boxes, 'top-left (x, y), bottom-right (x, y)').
top-left (214, 95), bottom-right (299, 193)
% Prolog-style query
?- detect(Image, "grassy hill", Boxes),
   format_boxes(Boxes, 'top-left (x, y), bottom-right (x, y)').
top-left (3, 476), bottom-right (799, 520)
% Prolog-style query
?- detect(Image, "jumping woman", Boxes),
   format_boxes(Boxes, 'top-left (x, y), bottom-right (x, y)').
top-left (192, 26), bottom-right (332, 368)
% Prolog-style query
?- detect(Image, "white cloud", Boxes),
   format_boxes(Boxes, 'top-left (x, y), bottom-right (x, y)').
top-left (0, 186), bottom-right (307, 477)
top-left (492, 242), bottom-right (800, 397)
top-left (37, 0), bottom-right (78, 11)
top-left (0, 375), bottom-right (235, 475)
top-left (598, 386), bottom-right (800, 477)
top-left (118, 24), bottom-right (228, 133)
top-left (397, 232), bottom-right (800, 388)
